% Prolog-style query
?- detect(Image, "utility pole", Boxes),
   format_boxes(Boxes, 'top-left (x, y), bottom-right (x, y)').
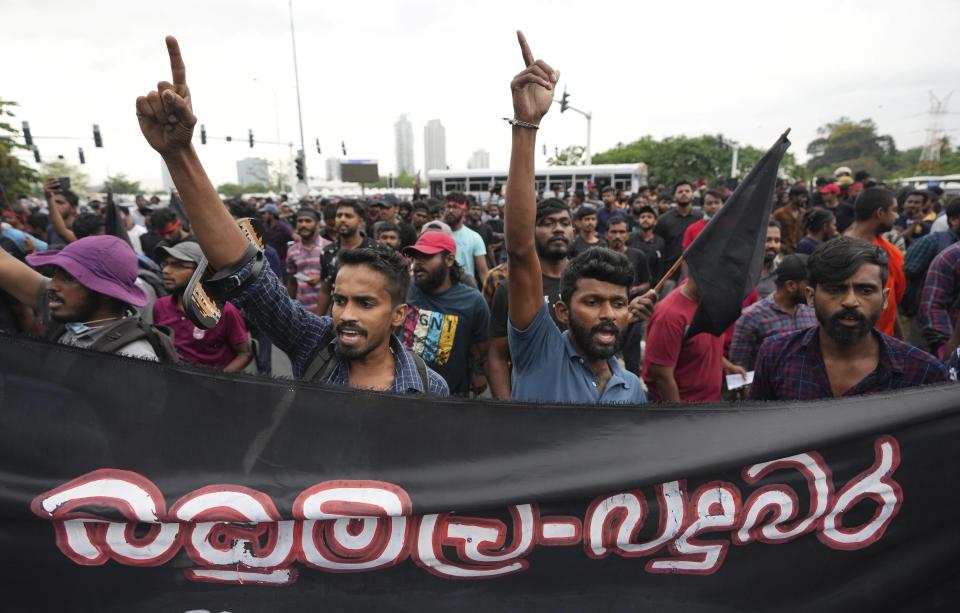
top-left (920, 91), bottom-right (953, 174)
top-left (555, 89), bottom-right (592, 164)
top-left (288, 0), bottom-right (307, 182)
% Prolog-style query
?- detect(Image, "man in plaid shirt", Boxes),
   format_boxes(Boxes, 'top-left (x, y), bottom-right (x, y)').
top-left (134, 36), bottom-right (448, 396)
top-left (730, 254), bottom-right (817, 371)
top-left (919, 241), bottom-right (960, 359)
top-left (751, 238), bottom-right (948, 401)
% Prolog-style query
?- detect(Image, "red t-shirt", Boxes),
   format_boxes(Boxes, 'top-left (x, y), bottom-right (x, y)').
top-left (642, 288), bottom-right (724, 402)
top-left (153, 296), bottom-right (249, 370)
top-left (681, 218), bottom-right (708, 249)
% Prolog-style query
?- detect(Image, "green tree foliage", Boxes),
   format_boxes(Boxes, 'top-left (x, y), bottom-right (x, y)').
top-left (0, 98), bottom-right (39, 206)
top-left (217, 183), bottom-right (271, 198)
top-left (806, 118), bottom-right (898, 178)
top-left (374, 171), bottom-right (414, 189)
top-left (547, 145), bottom-right (586, 166)
top-left (39, 159), bottom-right (89, 194)
top-left (592, 134), bottom-right (800, 188)
top-left (102, 173), bottom-right (142, 194)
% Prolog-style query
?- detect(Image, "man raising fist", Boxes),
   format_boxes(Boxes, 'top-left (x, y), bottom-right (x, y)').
top-left (135, 37), bottom-right (447, 395)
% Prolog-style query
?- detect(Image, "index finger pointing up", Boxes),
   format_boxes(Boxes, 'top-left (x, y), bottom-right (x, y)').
top-left (165, 35), bottom-right (187, 85)
top-left (517, 30), bottom-right (534, 67)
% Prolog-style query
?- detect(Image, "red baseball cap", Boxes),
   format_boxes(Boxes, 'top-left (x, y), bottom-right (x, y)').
top-left (819, 183), bottom-right (841, 195)
top-left (403, 231), bottom-right (457, 257)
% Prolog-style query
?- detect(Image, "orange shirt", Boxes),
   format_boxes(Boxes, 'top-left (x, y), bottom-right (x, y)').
top-left (873, 236), bottom-right (905, 336)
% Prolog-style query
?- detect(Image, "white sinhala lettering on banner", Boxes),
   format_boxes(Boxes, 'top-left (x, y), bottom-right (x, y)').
top-left (30, 437), bottom-right (904, 584)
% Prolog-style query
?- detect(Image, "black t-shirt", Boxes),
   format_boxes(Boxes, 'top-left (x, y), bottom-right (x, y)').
top-left (489, 275), bottom-right (564, 338)
top-left (628, 234), bottom-right (666, 281)
top-left (319, 236), bottom-right (379, 285)
top-left (654, 208), bottom-right (703, 263)
top-left (569, 236), bottom-right (608, 258)
top-left (621, 247), bottom-right (651, 288)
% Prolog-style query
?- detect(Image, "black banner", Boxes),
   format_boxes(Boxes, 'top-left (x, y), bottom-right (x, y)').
top-left (1, 334), bottom-right (959, 611)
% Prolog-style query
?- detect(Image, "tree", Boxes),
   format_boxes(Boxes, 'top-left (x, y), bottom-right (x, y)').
top-left (102, 173), bottom-right (142, 194)
top-left (592, 134), bottom-right (800, 187)
top-left (547, 145), bottom-right (586, 166)
top-left (373, 171), bottom-right (414, 189)
top-left (39, 159), bottom-right (89, 194)
top-left (805, 117), bottom-right (897, 176)
top-left (0, 98), bottom-right (39, 206)
top-left (217, 183), bottom-right (271, 198)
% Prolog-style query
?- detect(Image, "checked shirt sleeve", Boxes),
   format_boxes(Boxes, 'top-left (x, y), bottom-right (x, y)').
top-left (919, 246), bottom-right (959, 349)
top-left (229, 261), bottom-right (330, 376)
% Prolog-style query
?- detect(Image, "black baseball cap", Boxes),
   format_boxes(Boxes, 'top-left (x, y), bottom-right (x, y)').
top-left (776, 254), bottom-right (809, 283)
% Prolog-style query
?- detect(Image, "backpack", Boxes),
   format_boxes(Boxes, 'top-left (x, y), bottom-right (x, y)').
top-left (303, 330), bottom-right (430, 392)
top-left (48, 318), bottom-right (181, 364)
top-left (901, 232), bottom-right (955, 317)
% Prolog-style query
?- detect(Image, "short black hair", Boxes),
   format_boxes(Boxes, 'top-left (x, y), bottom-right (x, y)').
top-left (148, 208), bottom-right (179, 232)
top-left (72, 213), bottom-right (105, 239)
top-left (336, 199), bottom-right (365, 217)
top-left (536, 198), bottom-right (570, 223)
top-left (905, 190), bottom-right (929, 203)
top-left (807, 236), bottom-right (888, 288)
top-left (601, 186), bottom-right (616, 195)
top-left (673, 179), bottom-right (694, 194)
top-left (804, 207), bottom-right (835, 234)
top-left (854, 187), bottom-right (895, 222)
top-left (227, 201), bottom-right (258, 219)
top-left (445, 192), bottom-right (467, 205)
top-left (607, 216), bottom-right (629, 230)
top-left (657, 192), bottom-right (672, 203)
top-left (703, 189), bottom-right (725, 202)
top-left (61, 190), bottom-right (80, 208)
top-left (560, 248), bottom-right (634, 304)
top-left (768, 219), bottom-right (782, 231)
top-left (413, 201), bottom-right (431, 214)
top-left (854, 170), bottom-right (871, 183)
top-left (26, 212), bottom-right (49, 232)
top-left (574, 206), bottom-right (598, 221)
top-left (398, 201), bottom-right (412, 214)
top-left (945, 196), bottom-right (960, 220)
top-left (322, 201), bottom-right (339, 221)
top-left (337, 246), bottom-right (410, 305)
top-left (375, 221), bottom-right (400, 237)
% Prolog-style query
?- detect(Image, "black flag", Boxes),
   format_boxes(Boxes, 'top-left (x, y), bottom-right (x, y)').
top-left (167, 188), bottom-right (190, 231)
top-left (684, 131), bottom-right (791, 337)
top-left (103, 191), bottom-right (132, 248)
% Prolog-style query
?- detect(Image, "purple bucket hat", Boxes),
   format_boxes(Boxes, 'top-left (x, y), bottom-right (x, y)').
top-left (26, 235), bottom-right (148, 307)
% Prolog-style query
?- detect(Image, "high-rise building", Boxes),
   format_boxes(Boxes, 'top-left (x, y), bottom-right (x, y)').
top-left (424, 119), bottom-right (447, 172)
top-left (467, 149), bottom-right (490, 169)
top-left (395, 114), bottom-right (415, 177)
top-left (325, 157), bottom-right (342, 181)
top-left (237, 158), bottom-right (269, 187)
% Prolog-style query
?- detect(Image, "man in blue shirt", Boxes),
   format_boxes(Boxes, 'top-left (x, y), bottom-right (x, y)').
top-left (503, 32), bottom-right (653, 405)
top-left (133, 36), bottom-right (447, 396)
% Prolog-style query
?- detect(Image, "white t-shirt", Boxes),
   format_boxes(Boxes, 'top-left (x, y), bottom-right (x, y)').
top-left (451, 226), bottom-right (486, 277)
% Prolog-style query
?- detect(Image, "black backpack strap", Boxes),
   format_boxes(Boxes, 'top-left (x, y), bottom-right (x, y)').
top-left (410, 352), bottom-right (430, 393)
top-left (303, 330), bottom-right (338, 382)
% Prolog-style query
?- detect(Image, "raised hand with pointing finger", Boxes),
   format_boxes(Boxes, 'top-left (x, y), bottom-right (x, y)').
top-left (510, 31), bottom-right (559, 127)
top-left (136, 36), bottom-right (197, 155)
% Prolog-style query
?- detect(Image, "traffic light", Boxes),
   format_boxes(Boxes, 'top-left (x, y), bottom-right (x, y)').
top-left (32, 146), bottom-right (40, 163)
top-left (21, 121), bottom-right (33, 146)
top-left (295, 150), bottom-right (306, 181)
top-left (78, 147), bottom-right (85, 165)
top-left (225, 135), bottom-right (233, 142)
top-left (248, 129), bottom-right (254, 148)
top-left (200, 124), bottom-right (207, 145)
top-left (316, 138), bottom-right (321, 155)
top-left (560, 89), bottom-right (569, 113)
top-left (93, 124), bottom-right (103, 147)
top-left (341, 141), bottom-right (346, 155)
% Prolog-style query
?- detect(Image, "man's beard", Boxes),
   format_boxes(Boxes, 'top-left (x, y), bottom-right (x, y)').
top-left (337, 224), bottom-right (358, 238)
top-left (444, 210), bottom-right (463, 227)
top-left (535, 236), bottom-right (569, 261)
top-left (50, 291), bottom-right (105, 324)
top-left (568, 311), bottom-right (623, 360)
top-left (876, 221), bottom-right (893, 234)
top-left (334, 321), bottom-right (375, 360)
top-left (414, 261), bottom-right (448, 291)
top-left (818, 305), bottom-right (877, 347)
top-left (764, 249), bottom-right (778, 264)
top-left (298, 228), bottom-right (317, 242)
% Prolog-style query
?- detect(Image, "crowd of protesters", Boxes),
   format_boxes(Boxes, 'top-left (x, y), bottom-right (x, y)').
top-left (0, 33), bottom-right (956, 403)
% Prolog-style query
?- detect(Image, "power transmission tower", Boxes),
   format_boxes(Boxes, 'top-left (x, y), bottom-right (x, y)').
top-left (919, 91), bottom-right (953, 173)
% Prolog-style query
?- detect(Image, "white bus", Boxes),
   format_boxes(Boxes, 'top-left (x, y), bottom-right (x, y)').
top-left (426, 163), bottom-right (649, 199)
top-left (897, 174), bottom-right (960, 197)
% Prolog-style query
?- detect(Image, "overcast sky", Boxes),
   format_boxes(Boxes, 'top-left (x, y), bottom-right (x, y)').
top-left (5, 0), bottom-right (959, 190)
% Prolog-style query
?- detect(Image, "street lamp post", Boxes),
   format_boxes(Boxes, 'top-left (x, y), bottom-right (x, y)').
top-left (555, 95), bottom-right (593, 165)
top-left (288, 0), bottom-right (307, 181)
